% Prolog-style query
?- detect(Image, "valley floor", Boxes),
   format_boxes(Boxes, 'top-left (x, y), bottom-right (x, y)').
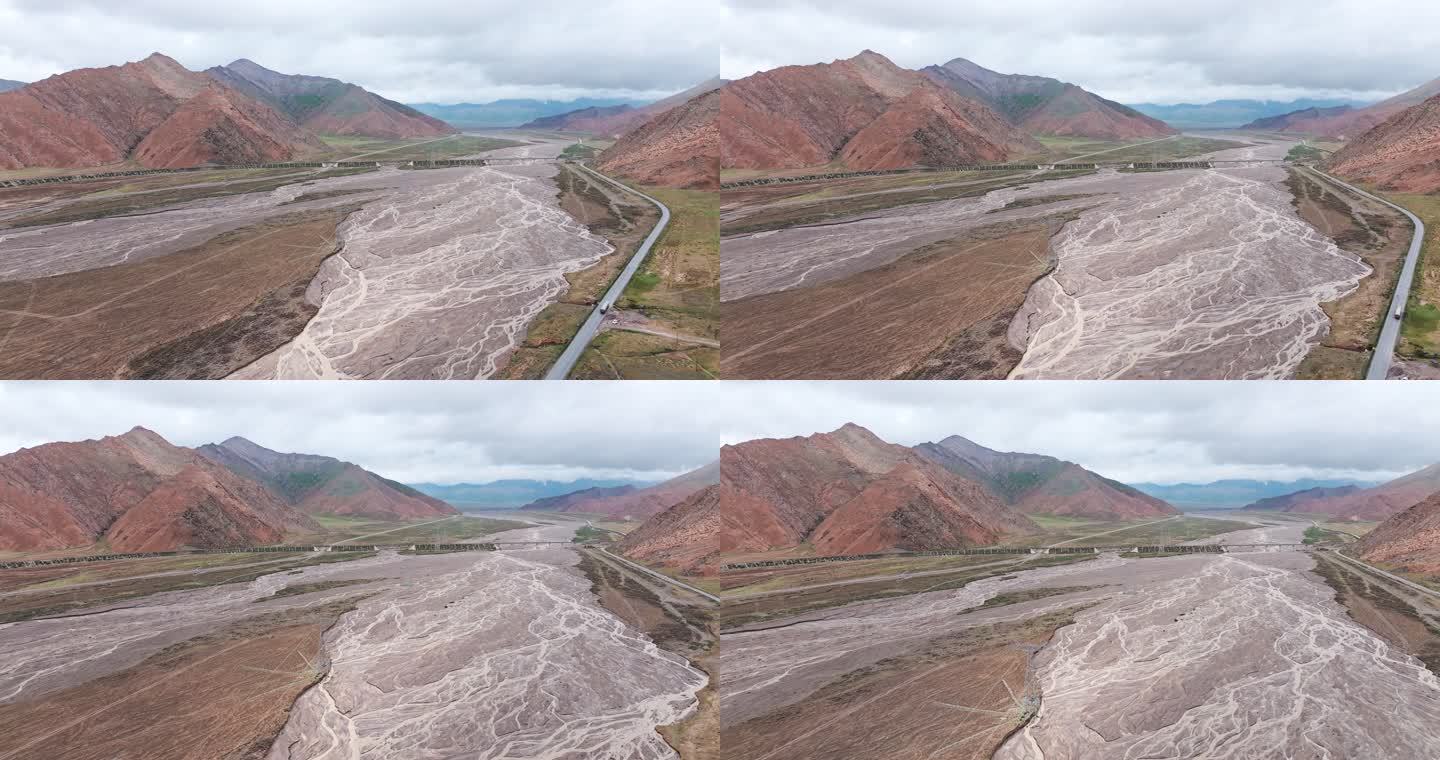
top-left (0, 133), bottom-right (657, 380)
top-left (720, 132), bottom-right (1407, 379)
top-left (0, 516), bottom-right (708, 760)
top-left (719, 516), bottom-right (1440, 759)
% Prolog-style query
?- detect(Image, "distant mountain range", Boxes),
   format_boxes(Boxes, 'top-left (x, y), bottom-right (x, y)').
top-left (408, 98), bottom-right (649, 129)
top-left (1127, 99), bottom-right (1370, 129)
top-left (0, 78), bottom-right (23, 93)
top-left (519, 461), bottom-right (719, 519)
top-left (1130, 479), bottom-right (1380, 509)
top-left (408, 479), bottom-right (654, 509)
top-left (1241, 77), bottom-right (1440, 137)
top-left (1238, 462), bottom-right (1440, 521)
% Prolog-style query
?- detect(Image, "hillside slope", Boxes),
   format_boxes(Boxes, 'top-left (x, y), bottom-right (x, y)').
top-left (597, 88), bottom-right (718, 189)
top-left (197, 436), bottom-right (457, 519)
top-left (0, 427), bottom-right (314, 552)
top-left (0, 53), bottom-right (323, 170)
top-left (618, 484), bottom-right (720, 574)
top-left (207, 59), bottom-right (455, 139)
top-left (915, 435), bottom-right (1177, 519)
top-left (1329, 91), bottom-right (1440, 192)
top-left (720, 51), bottom-right (1036, 171)
top-left (1241, 486), bottom-right (1362, 512)
top-left (720, 423), bottom-right (1037, 556)
top-left (522, 77), bottom-right (725, 137)
top-left (1357, 492), bottom-right (1440, 574)
top-left (923, 58), bottom-right (1175, 140)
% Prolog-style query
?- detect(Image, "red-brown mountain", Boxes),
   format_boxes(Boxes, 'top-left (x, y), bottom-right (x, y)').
top-left (618, 484), bottom-right (719, 574)
top-left (0, 427), bottom-right (314, 553)
top-left (597, 87), bottom-right (718, 189)
top-left (1241, 76), bottom-right (1440, 138)
top-left (520, 461), bottom-right (719, 519)
top-left (1264, 462), bottom-right (1440, 521)
top-left (1240, 485), bottom-right (1362, 512)
top-left (914, 435), bottom-right (1178, 519)
top-left (1357, 491), bottom-right (1440, 574)
top-left (196, 436), bottom-right (456, 520)
top-left (1329, 91), bottom-right (1440, 192)
top-left (0, 53), bottom-right (325, 170)
top-left (525, 77), bottom-right (726, 137)
top-left (922, 58), bottom-right (1176, 140)
top-left (521, 484), bottom-right (639, 512)
top-left (720, 51), bottom-right (1037, 172)
top-left (206, 59), bottom-right (455, 140)
top-left (720, 423), bottom-right (1037, 556)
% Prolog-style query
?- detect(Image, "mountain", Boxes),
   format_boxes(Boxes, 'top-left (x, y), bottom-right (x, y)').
top-left (1243, 105), bottom-right (1356, 131)
top-left (206, 59), bottom-right (455, 139)
top-left (720, 423), bottom-right (1037, 556)
top-left (196, 437), bottom-right (457, 520)
top-left (522, 485), bottom-right (639, 511)
top-left (1241, 486), bottom-right (1363, 512)
top-left (0, 79), bottom-right (23, 93)
top-left (720, 50), bottom-right (1037, 172)
top-left (1130, 479), bottom-right (1378, 509)
top-left (1128, 99), bottom-right (1369, 129)
top-left (525, 77), bottom-right (726, 137)
top-left (597, 87), bottom-right (718, 189)
top-left (0, 53), bottom-right (324, 170)
top-left (0, 427), bottom-right (314, 553)
top-left (1357, 492), bottom-right (1440, 574)
top-left (1258, 463), bottom-right (1440, 521)
top-left (921, 58), bottom-right (1174, 140)
top-left (915, 436), bottom-right (1177, 519)
top-left (521, 461), bottom-right (720, 519)
top-left (408, 479), bottom-right (648, 508)
top-left (1238, 76), bottom-right (1440, 138)
top-left (523, 104), bottom-right (637, 131)
top-left (408, 98), bottom-right (647, 129)
top-left (1329, 91), bottom-right (1440, 192)
top-left (618, 484), bottom-right (720, 574)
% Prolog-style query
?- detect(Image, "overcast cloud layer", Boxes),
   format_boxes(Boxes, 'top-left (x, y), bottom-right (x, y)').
top-left (0, 0), bottom-right (718, 103)
top-left (6, 382), bottom-right (1438, 489)
top-left (716, 382), bottom-right (1440, 486)
top-left (721, 0), bottom-right (1440, 104)
top-left (0, 382), bottom-right (719, 485)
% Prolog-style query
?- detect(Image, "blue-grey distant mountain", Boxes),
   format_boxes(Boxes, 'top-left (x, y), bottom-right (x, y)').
top-left (408, 98), bottom-right (649, 129)
top-left (0, 79), bottom-right (24, 93)
top-left (1127, 99), bottom-right (1371, 129)
top-left (1129, 478), bottom-right (1381, 509)
top-left (408, 478), bottom-right (654, 508)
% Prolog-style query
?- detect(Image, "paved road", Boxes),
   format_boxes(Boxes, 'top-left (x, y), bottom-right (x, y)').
top-left (595, 547), bottom-right (719, 603)
top-left (1306, 168), bottom-right (1426, 379)
top-left (1331, 550), bottom-right (1440, 604)
top-left (545, 166), bottom-right (672, 379)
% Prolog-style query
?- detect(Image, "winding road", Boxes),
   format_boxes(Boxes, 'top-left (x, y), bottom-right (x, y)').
top-left (1304, 167), bottom-right (1426, 379)
top-left (545, 166), bottom-right (672, 380)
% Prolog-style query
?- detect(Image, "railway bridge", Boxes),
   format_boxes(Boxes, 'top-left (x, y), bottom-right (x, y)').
top-left (0, 540), bottom-right (583, 570)
top-left (0, 157), bottom-right (569, 189)
top-left (723, 543), bottom-right (1317, 570)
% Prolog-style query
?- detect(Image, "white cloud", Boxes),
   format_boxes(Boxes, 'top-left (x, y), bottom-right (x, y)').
top-left (719, 0), bottom-right (1440, 104)
top-left (0, 0), bottom-right (720, 103)
top-left (0, 382), bottom-right (721, 485)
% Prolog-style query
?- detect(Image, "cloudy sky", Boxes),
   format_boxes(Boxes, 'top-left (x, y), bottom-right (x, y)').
top-left (0, 0), bottom-right (718, 103)
top-left (716, 382), bottom-right (1440, 486)
top-left (721, 0), bottom-right (1440, 104)
top-left (0, 382), bottom-right (718, 485)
